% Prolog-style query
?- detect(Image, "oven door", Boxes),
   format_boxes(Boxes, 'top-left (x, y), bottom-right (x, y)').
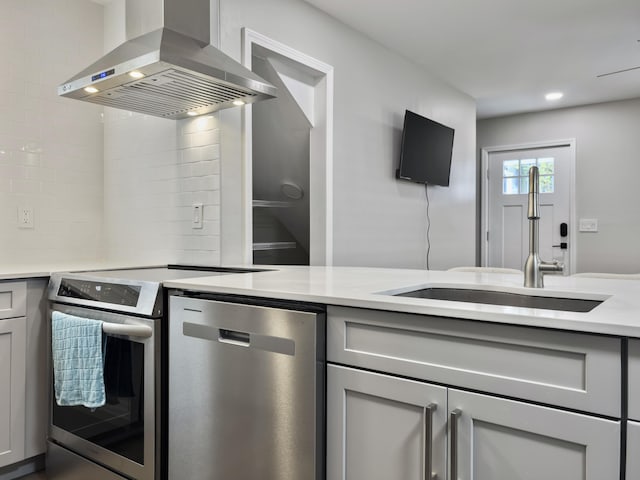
top-left (48, 303), bottom-right (158, 480)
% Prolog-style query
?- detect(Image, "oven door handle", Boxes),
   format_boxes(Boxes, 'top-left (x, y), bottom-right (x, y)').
top-left (102, 322), bottom-right (152, 338)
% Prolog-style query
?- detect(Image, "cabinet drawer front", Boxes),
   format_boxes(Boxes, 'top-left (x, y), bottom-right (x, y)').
top-left (328, 306), bottom-right (621, 416)
top-left (0, 281), bottom-right (26, 319)
top-left (628, 340), bottom-right (640, 421)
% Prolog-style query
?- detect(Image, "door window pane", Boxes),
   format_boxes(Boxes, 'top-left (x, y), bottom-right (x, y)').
top-left (540, 175), bottom-right (554, 193)
top-left (519, 159), bottom-right (536, 176)
top-left (503, 160), bottom-right (519, 177)
top-left (538, 158), bottom-right (554, 174)
top-left (503, 177), bottom-right (519, 195)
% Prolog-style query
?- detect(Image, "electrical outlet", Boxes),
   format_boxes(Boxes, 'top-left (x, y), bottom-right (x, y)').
top-left (192, 203), bottom-right (203, 229)
top-left (579, 218), bottom-right (598, 232)
top-left (18, 206), bottom-right (34, 229)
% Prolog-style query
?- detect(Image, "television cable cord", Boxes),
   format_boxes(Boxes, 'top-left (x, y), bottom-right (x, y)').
top-left (425, 183), bottom-right (431, 270)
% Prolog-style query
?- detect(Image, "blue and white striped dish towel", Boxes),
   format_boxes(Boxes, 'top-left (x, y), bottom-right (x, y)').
top-left (52, 311), bottom-right (106, 408)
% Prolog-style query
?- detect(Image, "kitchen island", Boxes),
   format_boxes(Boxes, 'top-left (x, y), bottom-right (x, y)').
top-left (165, 265), bottom-right (640, 480)
top-left (164, 265), bottom-right (640, 336)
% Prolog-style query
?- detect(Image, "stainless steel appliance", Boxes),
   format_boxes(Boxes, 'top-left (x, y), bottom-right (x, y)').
top-left (47, 266), bottom-right (256, 480)
top-left (168, 292), bottom-right (325, 480)
top-left (58, 0), bottom-right (277, 120)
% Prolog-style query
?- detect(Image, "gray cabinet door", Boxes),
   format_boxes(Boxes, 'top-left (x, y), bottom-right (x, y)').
top-left (0, 316), bottom-right (26, 467)
top-left (627, 421), bottom-right (640, 479)
top-left (448, 389), bottom-right (620, 480)
top-left (327, 364), bottom-right (447, 480)
top-left (628, 339), bottom-right (640, 421)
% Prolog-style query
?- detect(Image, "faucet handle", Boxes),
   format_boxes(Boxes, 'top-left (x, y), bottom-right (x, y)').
top-left (539, 260), bottom-right (564, 273)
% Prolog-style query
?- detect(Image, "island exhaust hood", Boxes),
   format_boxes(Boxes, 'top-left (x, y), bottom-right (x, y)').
top-left (58, 0), bottom-right (276, 120)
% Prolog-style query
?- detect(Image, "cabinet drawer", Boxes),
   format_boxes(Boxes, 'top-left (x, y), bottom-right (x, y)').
top-left (0, 281), bottom-right (26, 319)
top-left (328, 306), bottom-right (621, 417)
top-left (628, 340), bottom-right (640, 421)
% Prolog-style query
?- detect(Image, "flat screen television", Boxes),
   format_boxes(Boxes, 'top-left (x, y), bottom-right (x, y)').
top-left (396, 110), bottom-right (455, 187)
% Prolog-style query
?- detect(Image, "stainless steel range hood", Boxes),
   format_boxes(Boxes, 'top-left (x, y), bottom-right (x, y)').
top-left (58, 0), bottom-right (276, 120)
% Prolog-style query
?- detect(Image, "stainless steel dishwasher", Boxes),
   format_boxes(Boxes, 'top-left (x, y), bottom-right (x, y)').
top-left (167, 292), bottom-right (325, 480)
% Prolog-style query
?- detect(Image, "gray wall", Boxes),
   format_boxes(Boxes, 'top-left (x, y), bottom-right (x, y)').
top-left (477, 98), bottom-right (640, 274)
top-left (218, 0), bottom-right (477, 269)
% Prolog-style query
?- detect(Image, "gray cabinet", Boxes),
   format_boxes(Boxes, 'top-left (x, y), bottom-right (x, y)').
top-left (626, 340), bottom-right (640, 480)
top-left (448, 389), bottom-right (619, 480)
top-left (327, 306), bottom-right (622, 480)
top-left (627, 421), bottom-right (640, 479)
top-left (327, 364), bottom-right (447, 480)
top-left (0, 282), bottom-right (27, 468)
top-left (24, 279), bottom-right (48, 458)
top-left (628, 339), bottom-right (640, 421)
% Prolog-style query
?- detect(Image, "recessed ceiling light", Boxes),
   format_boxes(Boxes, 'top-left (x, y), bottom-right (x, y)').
top-left (232, 100), bottom-right (245, 106)
top-left (187, 111), bottom-right (198, 116)
top-left (129, 71), bottom-right (145, 79)
top-left (545, 92), bottom-right (563, 101)
top-left (84, 86), bottom-right (99, 94)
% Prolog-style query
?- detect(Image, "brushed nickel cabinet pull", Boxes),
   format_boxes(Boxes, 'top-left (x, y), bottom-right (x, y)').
top-left (450, 409), bottom-right (462, 480)
top-left (424, 403), bottom-right (437, 480)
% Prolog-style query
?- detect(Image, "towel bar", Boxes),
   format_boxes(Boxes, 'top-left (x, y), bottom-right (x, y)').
top-left (102, 323), bottom-right (153, 338)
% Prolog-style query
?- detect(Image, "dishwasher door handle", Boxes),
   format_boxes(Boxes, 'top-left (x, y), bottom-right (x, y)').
top-left (183, 322), bottom-right (296, 356)
top-left (219, 328), bottom-right (250, 346)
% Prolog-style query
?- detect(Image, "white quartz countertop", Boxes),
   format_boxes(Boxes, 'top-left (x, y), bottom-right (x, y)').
top-left (164, 266), bottom-right (640, 337)
top-left (0, 262), bottom-right (164, 280)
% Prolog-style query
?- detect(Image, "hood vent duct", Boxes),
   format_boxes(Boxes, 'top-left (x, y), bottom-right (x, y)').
top-left (58, 0), bottom-right (276, 120)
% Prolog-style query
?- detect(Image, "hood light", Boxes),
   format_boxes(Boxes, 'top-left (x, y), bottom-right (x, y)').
top-left (232, 100), bottom-right (245, 106)
top-left (545, 92), bottom-right (563, 101)
top-left (187, 111), bottom-right (198, 116)
top-left (129, 71), bottom-right (145, 79)
top-left (84, 86), bottom-right (99, 94)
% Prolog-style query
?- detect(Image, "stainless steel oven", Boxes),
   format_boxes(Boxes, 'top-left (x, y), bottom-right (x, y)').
top-left (46, 266), bottom-right (259, 480)
top-left (48, 302), bottom-right (157, 480)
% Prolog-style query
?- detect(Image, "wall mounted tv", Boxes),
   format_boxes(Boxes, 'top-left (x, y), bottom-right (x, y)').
top-left (396, 109), bottom-right (455, 187)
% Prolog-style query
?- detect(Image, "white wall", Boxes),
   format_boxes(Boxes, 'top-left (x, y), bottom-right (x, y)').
top-left (477, 98), bottom-right (640, 274)
top-left (0, 0), bottom-right (105, 265)
top-left (102, 0), bottom-right (222, 266)
top-left (218, 0), bottom-right (477, 269)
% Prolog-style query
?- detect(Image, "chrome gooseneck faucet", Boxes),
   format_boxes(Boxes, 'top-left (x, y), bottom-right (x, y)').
top-left (524, 166), bottom-right (564, 288)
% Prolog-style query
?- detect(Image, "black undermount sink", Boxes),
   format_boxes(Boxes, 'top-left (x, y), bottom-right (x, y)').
top-left (394, 287), bottom-right (603, 313)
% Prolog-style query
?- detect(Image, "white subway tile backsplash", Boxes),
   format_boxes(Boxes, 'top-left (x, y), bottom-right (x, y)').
top-left (104, 106), bottom-right (222, 264)
top-left (0, 0), bottom-right (105, 266)
top-left (2, 1), bottom-right (222, 267)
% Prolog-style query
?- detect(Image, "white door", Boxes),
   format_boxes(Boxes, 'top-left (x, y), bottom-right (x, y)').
top-left (486, 145), bottom-right (572, 272)
top-left (448, 389), bottom-right (620, 480)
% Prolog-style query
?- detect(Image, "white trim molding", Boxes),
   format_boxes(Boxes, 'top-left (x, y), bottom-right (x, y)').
top-left (241, 28), bottom-right (334, 266)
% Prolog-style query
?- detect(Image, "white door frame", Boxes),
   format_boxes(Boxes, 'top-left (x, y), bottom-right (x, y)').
top-left (480, 139), bottom-right (577, 274)
top-left (241, 28), bottom-right (334, 265)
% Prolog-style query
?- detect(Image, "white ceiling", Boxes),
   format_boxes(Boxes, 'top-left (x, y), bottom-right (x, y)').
top-left (303, 0), bottom-right (640, 118)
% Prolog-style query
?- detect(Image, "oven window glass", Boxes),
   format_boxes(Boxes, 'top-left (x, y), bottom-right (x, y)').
top-left (53, 337), bottom-right (145, 464)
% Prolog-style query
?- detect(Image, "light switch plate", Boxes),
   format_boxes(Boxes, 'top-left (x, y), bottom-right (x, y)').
top-left (579, 218), bottom-right (598, 232)
top-left (192, 203), bottom-right (203, 229)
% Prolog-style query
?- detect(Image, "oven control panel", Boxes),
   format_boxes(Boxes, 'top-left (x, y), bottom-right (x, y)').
top-left (58, 278), bottom-right (141, 307)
